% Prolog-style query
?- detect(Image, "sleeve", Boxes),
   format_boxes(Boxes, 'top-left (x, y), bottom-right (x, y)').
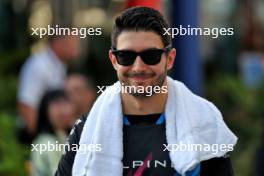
top-left (18, 59), bottom-right (47, 108)
top-left (200, 154), bottom-right (234, 176)
top-left (55, 114), bottom-right (88, 176)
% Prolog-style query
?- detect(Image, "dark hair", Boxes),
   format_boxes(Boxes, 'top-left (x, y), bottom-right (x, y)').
top-left (111, 6), bottom-right (171, 48)
top-left (66, 71), bottom-right (96, 90)
top-left (37, 89), bottom-right (69, 135)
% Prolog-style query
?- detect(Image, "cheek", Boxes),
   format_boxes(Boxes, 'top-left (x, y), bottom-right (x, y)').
top-left (63, 103), bottom-right (74, 116)
top-left (160, 57), bottom-right (169, 70)
top-left (48, 106), bottom-right (57, 119)
top-left (48, 106), bottom-right (61, 125)
top-left (70, 91), bottom-right (80, 102)
top-left (151, 60), bottom-right (167, 74)
top-left (116, 65), bottom-right (129, 75)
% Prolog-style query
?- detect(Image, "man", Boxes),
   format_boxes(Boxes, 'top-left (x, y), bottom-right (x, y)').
top-left (56, 7), bottom-right (237, 176)
top-left (65, 73), bottom-right (97, 117)
top-left (18, 34), bottom-right (79, 141)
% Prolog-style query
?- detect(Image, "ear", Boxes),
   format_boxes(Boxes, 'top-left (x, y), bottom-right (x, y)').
top-left (166, 48), bottom-right (176, 70)
top-left (109, 50), bottom-right (117, 70)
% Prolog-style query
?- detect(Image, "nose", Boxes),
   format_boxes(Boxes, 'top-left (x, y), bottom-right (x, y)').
top-left (131, 55), bottom-right (147, 72)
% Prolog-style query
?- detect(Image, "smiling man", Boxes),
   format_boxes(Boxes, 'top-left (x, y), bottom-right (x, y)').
top-left (55, 7), bottom-right (237, 176)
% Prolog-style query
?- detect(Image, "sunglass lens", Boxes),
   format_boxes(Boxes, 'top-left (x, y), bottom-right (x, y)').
top-left (141, 49), bottom-right (163, 65)
top-left (116, 51), bottom-right (136, 66)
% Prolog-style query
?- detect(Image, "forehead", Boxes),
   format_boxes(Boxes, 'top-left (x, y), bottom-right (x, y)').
top-left (116, 31), bottom-right (164, 51)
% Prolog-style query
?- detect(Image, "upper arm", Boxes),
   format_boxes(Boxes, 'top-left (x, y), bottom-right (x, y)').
top-left (18, 60), bottom-right (47, 108)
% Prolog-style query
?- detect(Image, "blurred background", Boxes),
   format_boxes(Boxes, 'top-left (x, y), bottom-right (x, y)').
top-left (0, 0), bottom-right (264, 175)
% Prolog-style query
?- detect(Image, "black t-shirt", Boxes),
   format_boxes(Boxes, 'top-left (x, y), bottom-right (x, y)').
top-left (55, 113), bottom-right (235, 176)
top-left (123, 113), bottom-right (175, 176)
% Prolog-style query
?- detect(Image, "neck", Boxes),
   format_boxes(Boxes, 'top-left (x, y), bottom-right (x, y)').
top-left (121, 80), bottom-right (168, 115)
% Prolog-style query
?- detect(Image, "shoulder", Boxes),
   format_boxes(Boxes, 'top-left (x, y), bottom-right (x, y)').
top-left (20, 49), bottom-right (50, 76)
top-left (68, 113), bottom-right (88, 140)
top-left (33, 133), bottom-right (57, 144)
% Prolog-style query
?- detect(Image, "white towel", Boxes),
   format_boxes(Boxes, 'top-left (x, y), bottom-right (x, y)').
top-left (72, 76), bottom-right (237, 176)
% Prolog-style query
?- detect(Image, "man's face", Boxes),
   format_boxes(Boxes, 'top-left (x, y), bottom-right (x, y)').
top-left (109, 31), bottom-right (176, 97)
top-left (65, 75), bottom-right (96, 114)
top-left (53, 35), bottom-right (80, 62)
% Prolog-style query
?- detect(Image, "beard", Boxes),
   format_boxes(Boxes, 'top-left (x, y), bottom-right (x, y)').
top-left (118, 66), bottom-right (167, 98)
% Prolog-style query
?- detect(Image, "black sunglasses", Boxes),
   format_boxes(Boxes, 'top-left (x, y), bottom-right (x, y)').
top-left (111, 45), bottom-right (172, 66)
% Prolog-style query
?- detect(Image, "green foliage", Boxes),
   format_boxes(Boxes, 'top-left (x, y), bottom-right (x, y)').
top-left (205, 75), bottom-right (263, 176)
top-left (0, 48), bottom-right (30, 175)
top-left (0, 48), bottom-right (29, 113)
top-left (0, 76), bottom-right (17, 112)
top-left (0, 113), bottom-right (29, 176)
top-left (0, 48), bottom-right (29, 76)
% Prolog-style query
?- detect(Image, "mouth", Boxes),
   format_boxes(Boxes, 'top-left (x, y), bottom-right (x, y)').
top-left (123, 72), bottom-right (155, 85)
top-left (130, 74), bottom-right (157, 85)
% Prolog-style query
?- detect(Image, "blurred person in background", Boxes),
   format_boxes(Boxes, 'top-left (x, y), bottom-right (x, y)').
top-left (17, 34), bottom-right (80, 143)
top-left (31, 89), bottom-right (75, 176)
top-left (65, 73), bottom-right (97, 117)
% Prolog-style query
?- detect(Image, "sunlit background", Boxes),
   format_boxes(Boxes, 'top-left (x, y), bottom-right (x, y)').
top-left (0, 0), bottom-right (264, 175)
